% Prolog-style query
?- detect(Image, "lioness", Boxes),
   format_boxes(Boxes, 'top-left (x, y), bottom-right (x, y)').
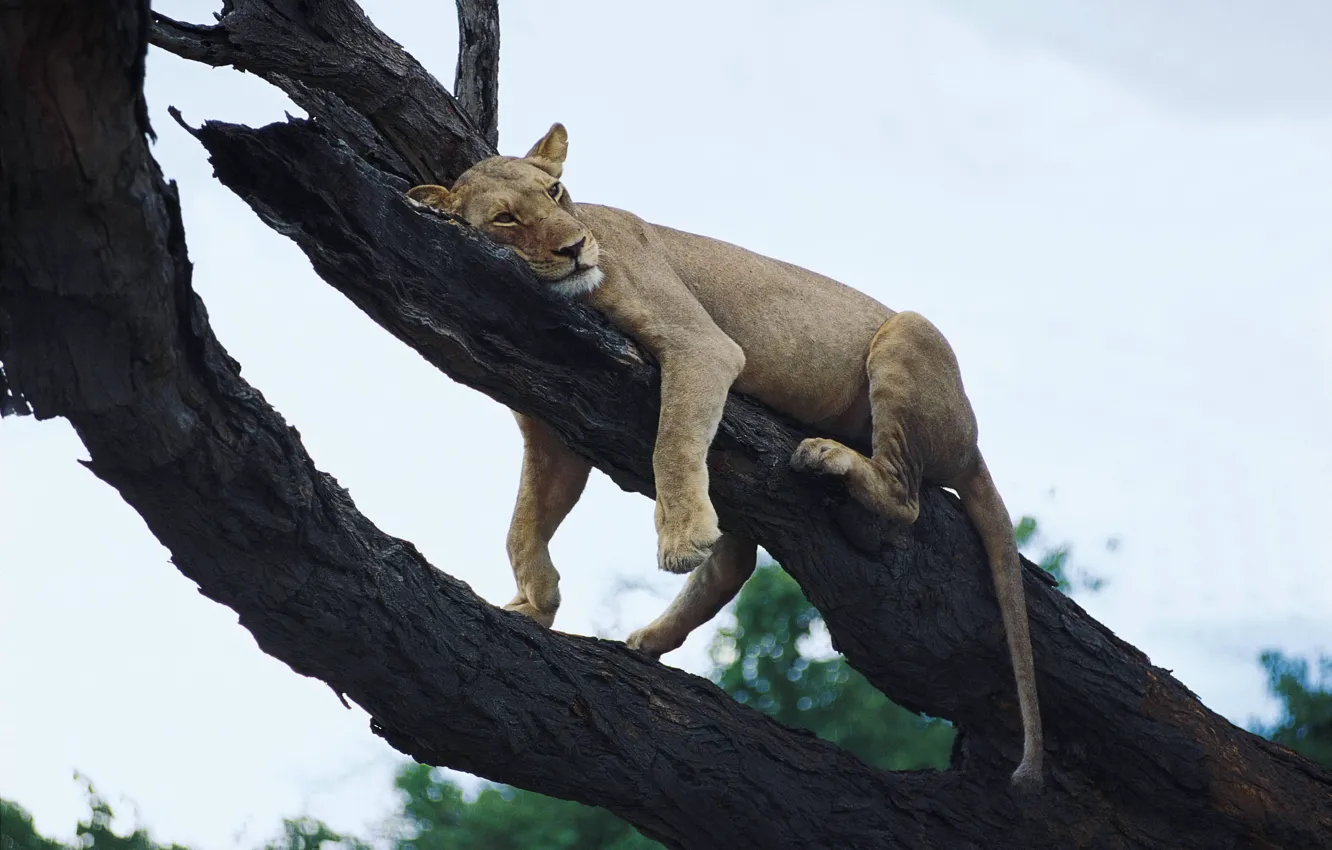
top-left (407, 124), bottom-right (1043, 788)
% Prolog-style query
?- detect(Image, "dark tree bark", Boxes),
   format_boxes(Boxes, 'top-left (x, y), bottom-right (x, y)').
top-left (150, 0), bottom-right (495, 183)
top-left (453, 0), bottom-right (501, 148)
top-left (2, 2), bottom-right (1329, 849)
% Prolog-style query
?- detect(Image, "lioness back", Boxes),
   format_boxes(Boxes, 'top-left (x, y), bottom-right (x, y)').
top-left (577, 204), bottom-right (893, 439)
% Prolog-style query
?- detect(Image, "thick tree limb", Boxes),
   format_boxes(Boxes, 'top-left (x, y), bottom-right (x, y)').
top-left (454, 0), bottom-right (500, 148)
top-left (186, 112), bottom-right (1332, 850)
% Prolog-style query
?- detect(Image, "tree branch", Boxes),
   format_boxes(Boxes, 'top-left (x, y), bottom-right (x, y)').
top-left (454, 0), bottom-right (500, 148)
top-left (150, 2), bottom-right (495, 183)
top-left (188, 114), bottom-right (1332, 849)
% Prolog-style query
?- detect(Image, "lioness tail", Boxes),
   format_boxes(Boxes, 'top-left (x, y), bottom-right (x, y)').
top-left (957, 455), bottom-right (1044, 789)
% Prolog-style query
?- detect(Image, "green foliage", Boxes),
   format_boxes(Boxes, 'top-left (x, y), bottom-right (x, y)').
top-left (1, 799), bottom-right (68, 850)
top-left (393, 763), bottom-right (656, 850)
top-left (260, 817), bottom-right (370, 850)
top-left (710, 561), bottom-right (954, 770)
top-left (1014, 515), bottom-right (1110, 595)
top-left (0, 775), bottom-right (191, 850)
top-left (0, 777), bottom-right (370, 850)
top-left (1249, 650), bottom-right (1332, 768)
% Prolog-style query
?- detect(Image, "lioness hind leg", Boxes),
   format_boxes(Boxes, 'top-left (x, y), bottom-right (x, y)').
top-left (791, 437), bottom-right (921, 525)
top-left (864, 312), bottom-right (1045, 786)
top-left (504, 412), bottom-right (591, 628)
top-left (790, 311), bottom-right (973, 526)
top-left (627, 534), bottom-right (757, 658)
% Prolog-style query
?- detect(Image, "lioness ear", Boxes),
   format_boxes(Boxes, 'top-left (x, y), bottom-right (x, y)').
top-left (524, 122), bottom-right (568, 178)
top-left (405, 184), bottom-right (453, 211)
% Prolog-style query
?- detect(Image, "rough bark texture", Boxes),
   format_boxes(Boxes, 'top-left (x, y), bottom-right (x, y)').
top-left (150, 0), bottom-right (495, 183)
top-left (453, 0), bottom-right (500, 148)
top-left (2, 2), bottom-right (1330, 849)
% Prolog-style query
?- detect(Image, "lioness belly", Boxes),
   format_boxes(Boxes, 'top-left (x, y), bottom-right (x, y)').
top-left (649, 223), bottom-right (891, 439)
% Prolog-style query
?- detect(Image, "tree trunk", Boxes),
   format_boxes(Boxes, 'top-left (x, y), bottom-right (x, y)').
top-left (2, 2), bottom-right (1329, 848)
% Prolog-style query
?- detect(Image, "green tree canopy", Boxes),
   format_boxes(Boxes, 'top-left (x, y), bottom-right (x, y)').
top-left (1, 776), bottom-right (191, 850)
top-left (391, 763), bottom-right (655, 850)
top-left (711, 560), bottom-right (954, 771)
top-left (1, 799), bottom-right (68, 850)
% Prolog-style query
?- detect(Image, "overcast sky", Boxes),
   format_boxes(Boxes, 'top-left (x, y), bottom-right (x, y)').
top-left (3, 0), bottom-right (1330, 845)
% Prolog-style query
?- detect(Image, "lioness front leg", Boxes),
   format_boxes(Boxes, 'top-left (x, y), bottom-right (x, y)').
top-left (504, 412), bottom-right (591, 627)
top-left (627, 534), bottom-right (756, 657)
top-left (652, 340), bottom-right (745, 573)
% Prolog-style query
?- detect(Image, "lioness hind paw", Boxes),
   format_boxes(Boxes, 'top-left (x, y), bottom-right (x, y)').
top-left (790, 438), bottom-right (855, 476)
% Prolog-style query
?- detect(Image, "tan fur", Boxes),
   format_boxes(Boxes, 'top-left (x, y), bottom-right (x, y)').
top-left (407, 123), bottom-right (1044, 788)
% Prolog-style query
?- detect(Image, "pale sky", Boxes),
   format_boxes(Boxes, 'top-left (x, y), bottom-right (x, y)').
top-left (3, 1), bottom-right (1330, 845)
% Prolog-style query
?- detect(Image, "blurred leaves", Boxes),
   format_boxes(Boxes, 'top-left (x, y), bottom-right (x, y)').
top-left (1248, 650), bottom-right (1332, 768)
top-left (391, 764), bottom-right (656, 850)
top-left (1014, 515), bottom-right (1109, 595)
top-left (1, 775), bottom-right (191, 850)
top-left (710, 560), bottom-right (954, 770)
top-left (1, 799), bottom-right (67, 850)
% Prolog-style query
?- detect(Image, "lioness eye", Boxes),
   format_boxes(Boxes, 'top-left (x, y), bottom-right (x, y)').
top-left (547, 183), bottom-right (562, 201)
top-left (493, 212), bottom-right (517, 224)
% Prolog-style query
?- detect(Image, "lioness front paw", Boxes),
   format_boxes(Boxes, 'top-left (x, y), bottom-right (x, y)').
top-left (625, 625), bottom-right (680, 660)
top-left (657, 523), bottom-right (720, 575)
top-left (790, 438), bottom-right (855, 476)
top-left (503, 598), bottom-right (557, 629)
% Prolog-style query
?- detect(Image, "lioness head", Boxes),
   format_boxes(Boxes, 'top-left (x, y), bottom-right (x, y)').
top-left (406, 123), bottom-right (603, 296)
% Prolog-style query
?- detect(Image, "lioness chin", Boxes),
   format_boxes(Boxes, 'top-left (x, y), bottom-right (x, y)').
top-left (406, 123), bottom-right (1044, 789)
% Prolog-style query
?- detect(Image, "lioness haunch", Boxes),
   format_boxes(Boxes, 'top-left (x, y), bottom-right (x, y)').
top-left (407, 124), bottom-right (1044, 789)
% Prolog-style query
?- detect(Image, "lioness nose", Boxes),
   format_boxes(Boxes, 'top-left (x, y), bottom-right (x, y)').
top-left (553, 237), bottom-right (585, 260)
